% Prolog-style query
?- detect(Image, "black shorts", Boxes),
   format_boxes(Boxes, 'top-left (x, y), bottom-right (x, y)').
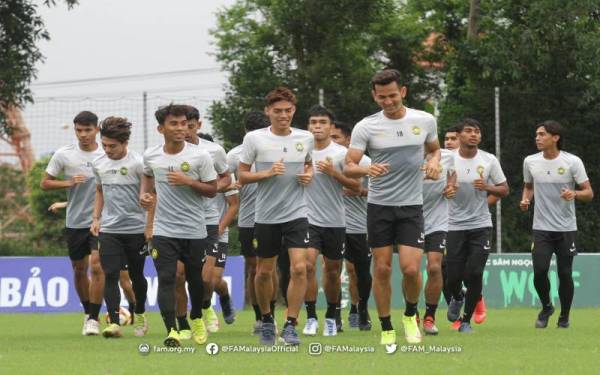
top-left (367, 204), bottom-right (424, 249)
top-left (344, 233), bottom-right (371, 264)
top-left (215, 242), bottom-right (229, 268)
top-left (150, 235), bottom-right (207, 273)
top-left (98, 232), bottom-right (146, 272)
top-left (204, 225), bottom-right (220, 258)
top-left (238, 226), bottom-right (257, 258)
top-left (308, 225), bottom-right (345, 260)
top-left (446, 228), bottom-right (492, 264)
top-left (65, 227), bottom-right (98, 261)
top-left (533, 230), bottom-right (578, 258)
top-left (255, 218), bottom-right (309, 258)
top-left (424, 231), bottom-right (447, 254)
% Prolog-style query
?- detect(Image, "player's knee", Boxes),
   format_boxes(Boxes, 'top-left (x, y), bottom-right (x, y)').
top-left (256, 268), bottom-right (273, 283)
top-left (557, 267), bottom-right (573, 280)
top-left (427, 263), bottom-right (442, 278)
top-left (325, 266), bottom-right (340, 281)
top-left (401, 264), bottom-right (420, 279)
top-left (374, 263), bottom-right (392, 280)
top-left (175, 270), bottom-right (186, 286)
top-left (305, 261), bottom-right (315, 277)
top-left (157, 271), bottom-right (176, 287)
top-left (90, 262), bottom-right (104, 277)
top-left (290, 262), bottom-right (307, 279)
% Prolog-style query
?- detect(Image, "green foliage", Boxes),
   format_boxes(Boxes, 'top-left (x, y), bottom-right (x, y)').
top-left (26, 156), bottom-right (67, 249)
top-left (0, 0), bottom-right (78, 132)
top-left (209, 0), bottom-right (439, 149)
top-left (0, 164), bottom-right (29, 235)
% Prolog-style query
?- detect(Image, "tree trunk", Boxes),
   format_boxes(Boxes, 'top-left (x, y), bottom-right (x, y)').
top-left (0, 103), bottom-right (35, 171)
top-left (467, 0), bottom-right (481, 41)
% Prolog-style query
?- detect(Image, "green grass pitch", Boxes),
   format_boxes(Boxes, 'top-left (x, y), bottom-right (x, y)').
top-left (1, 308), bottom-right (599, 374)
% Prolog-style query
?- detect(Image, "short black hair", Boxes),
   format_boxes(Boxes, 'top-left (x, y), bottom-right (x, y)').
top-left (186, 105), bottom-right (200, 121)
top-left (198, 132), bottom-right (214, 142)
top-left (445, 125), bottom-right (459, 134)
top-left (73, 111), bottom-right (98, 126)
top-left (456, 118), bottom-right (481, 132)
top-left (308, 105), bottom-right (335, 123)
top-left (536, 120), bottom-right (564, 149)
top-left (371, 69), bottom-right (403, 90)
top-left (244, 111), bottom-right (270, 131)
top-left (332, 121), bottom-right (352, 138)
top-left (155, 104), bottom-right (189, 125)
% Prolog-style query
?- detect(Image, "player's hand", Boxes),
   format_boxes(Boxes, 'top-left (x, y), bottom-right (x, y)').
top-left (296, 172), bottom-right (313, 186)
top-left (343, 188), bottom-right (361, 197)
top-left (234, 181), bottom-right (242, 190)
top-left (560, 188), bottom-right (576, 201)
top-left (90, 219), bottom-right (100, 237)
top-left (218, 225), bottom-right (226, 237)
top-left (139, 193), bottom-right (154, 209)
top-left (48, 202), bottom-right (67, 213)
top-left (368, 163), bottom-right (389, 178)
top-left (519, 198), bottom-right (530, 211)
top-left (422, 160), bottom-right (441, 180)
top-left (473, 173), bottom-right (488, 191)
top-left (316, 157), bottom-right (335, 176)
top-left (269, 158), bottom-right (286, 177)
top-left (144, 227), bottom-right (153, 242)
top-left (70, 174), bottom-right (86, 187)
top-left (443, 183), bottom-right (458, 199)
top-left (167, 171), bottom-right (193, 186)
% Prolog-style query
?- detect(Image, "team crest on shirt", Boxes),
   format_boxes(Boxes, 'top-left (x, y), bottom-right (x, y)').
top-left (557, 167), bottom-right (566, 175)
top-left (119, 167), bottom-right (128, 176)
top-left (151, 248), bottom-right (159, 259)
top-left (180, 162), bottom-right (190, 172)
top-left (476, 165), bottom-right (485, 175)
top-left (295, 142), bottom-right (304, 152)
top-left (412, 126), bottom-right (421, 135)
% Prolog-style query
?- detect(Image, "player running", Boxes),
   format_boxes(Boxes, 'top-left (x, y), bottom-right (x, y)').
top-left (41, 111), bottom-right (105, 335)
top-left (238, 87), bottom-right (314, 345)
top-left (90, 116), bottom-right (149, 338)
top-left (520, 120), bottom-right (593, 328)
top-left (345, 69), bottom-right (441, 345)
top-left (141, 104), bottom-right (217, 346)
top-left (445, 118), bottom-right (509, 333)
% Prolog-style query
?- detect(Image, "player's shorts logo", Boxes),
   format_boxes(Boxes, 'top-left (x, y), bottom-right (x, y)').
top-left (252, 238), bottom-right (258, 248)
top-left (295, 142), bottom-right (304, 152)
top-left (180, 162), bottom-right (190, 172)
top-left (476, 165), bottom-right (485, 175)
top-left (412, 126), bottom-right (421, 135)
top-left (120, 167), bottom-right (128, 175)
top-left (558, 167), bottom-right (566, 175)
top-left (151, 248), bottom-right (159, 259)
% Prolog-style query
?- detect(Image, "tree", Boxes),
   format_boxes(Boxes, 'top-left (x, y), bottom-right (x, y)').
top-left (404, 0), bottom-right (600, 251)
top-left (0, 0), bottom-right (78, 132)
top-left (209, 0), bottom-right (440, 149)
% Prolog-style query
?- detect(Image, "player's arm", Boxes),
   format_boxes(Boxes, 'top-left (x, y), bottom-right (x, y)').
top-left (520, 182), bottom-right (534, 211)
top-left (166, 172), bottom-right (217, 198)
top-left (561, 180), bottom-right (593, 202)
top-left (443, 170), bottom-right (458, 199)
top-left (238, 160), bottom-right (284, 184)
top-left (139, 174), bottom-right (156, 209)
top-left (423, 139), bottom-right (441, 180)
top-left (40, 172), bottom-right (85, 190)
top-left (475, 181), bottom-right (509, 198)
top-left (218, 193), bottom-right (239, 237)
top-left (344, 148), bottom-right (372, 178)
top-left (317, 158), bottom-right (360, 190)
top-left (217, 171), bottom-right (232, 193)
top-left (297, 160), bottom-right (313, 186)
top-left (48, 201), bottom-right (68, 213)
top-left (90, 184), bottom-right (103, 236)
top-left (144, 194), bottom-right (156, 241)
top-left (487, 194), bottom-right (500, 207)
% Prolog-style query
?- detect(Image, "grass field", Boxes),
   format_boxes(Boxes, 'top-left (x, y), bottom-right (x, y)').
top-left (1, 308), bottom-right (599, 374)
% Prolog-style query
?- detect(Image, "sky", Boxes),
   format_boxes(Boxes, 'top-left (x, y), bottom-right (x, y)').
top-left (11, 0), bottom-right (238, 159)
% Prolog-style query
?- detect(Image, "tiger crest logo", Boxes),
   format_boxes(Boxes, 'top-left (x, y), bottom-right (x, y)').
top-left (476, 165), bottom-right (485, 175)
top-left (295, 142), bottom-right (304, 152)
top-left (119, 167), bottom-right (128, 175)
top-left (180, 162), bottom-right (190, 172)
top-left (412, 126), bottom-right (421, 135)
top-left (557, 167), bottom-right (566, 175)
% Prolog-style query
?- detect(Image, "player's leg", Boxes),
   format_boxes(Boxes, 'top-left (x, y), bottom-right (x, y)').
top-left (556, 231), bottom-right (576, 328)
top-left (458, 229), bottom-right (491, 333)
top-left (254, 222), bottom-right (282, 345)
top-left (98, 233), bottom-right (123, 338)
top-left (345, 260), bottom-right (359, 327)
top-left (175, 260), bottom-right (191, 338)
top-left (321, 228), bottom-right (344, 336)
top-left (150, 236), bottom-right (180, 346)
top-left (532, 230), bottom-right (555, 328)
top-left (423, 232), bottom-right (445, 335)
top-left (445, 230), bottom-right (467, 323)
top-left (119, 268), bottom-right (136, 322)
top-left (67, 228), bottom-right (92, 334)
top-left (303, 247), bottom-right (319, 335)
top-left (88, 237), bottom-right (105, 326)
top-left (123, 234), bottom-right (149, 337)
top-left (201, 225), bottom-right (220, 333)
top-left (277, 246), bottom-right (290, 307)
top-left (240, 227), bottom-right (261, 332)
top-left (182, 238), bottom-right (207, 345)
top-left (213, 242), bottom-right (235, 324)
top-left (348, 233), bottom-right (372, 330)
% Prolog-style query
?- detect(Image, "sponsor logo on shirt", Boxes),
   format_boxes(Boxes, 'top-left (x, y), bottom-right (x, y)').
top-left (120, 167), bottom-right (128, 176)
top-left (180, 162), bottom-right (190, 172)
